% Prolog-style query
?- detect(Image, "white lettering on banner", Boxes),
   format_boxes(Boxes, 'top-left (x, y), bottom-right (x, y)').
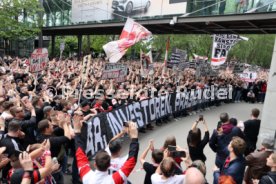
top-left (192, 98), bottom-right (197, 106)
top-left (118, 109), bottom-right (128, 123)
top-left (86, 117), bottom-right (107, 155)
top-left (217, 88), bottom-right (228, 99)
top-left (107, 115), bottom-right (116, 137)
top-left (133, 102), bottom-right (143, 127)
top-left (149, 98), bottom-right (156, 121)
top-left (107, 113), bottom-right (122, 135)
top-left (190, 89), bottom-right (197, 100)
top-left (127, 104), bottom-right (136, 121)
top-left (175, 93), bottom-right (180, 111)
top-left (140, 100), bottom-right (149, 124)
top-left (203, 88), bottom-right (211, 100)
top-left (180, 93), bottom-right (186, 110)
top-left (155, 97), bottom-right (161, 119)
top-left (165, 95), bottom-right (172, 114)
top-left (115, 110), bottom-right (124, 127)
top-left (125, 106), bottom-right (130, 121)
top-left (228, 86), bottom-right (233, 100)
top-left (184, 94), bottom-right (189, 109)
top-left (160, 96), bottom-right (166, 117)
top-left (187, 99), bottom-right (192, 109)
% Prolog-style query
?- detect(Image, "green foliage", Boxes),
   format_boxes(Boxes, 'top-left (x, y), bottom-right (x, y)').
top-left (48, 36), bottom-right (78, 57)
top-left (0, 0), bottom-right (42, 39)
top-left (48, 34), bottom-right (274, 67)
top-left (151, 34), bottom-right (212, 60)
top-left (149, 34), bottom-right (274, 67)
top-left (228, 35), bottom-right (275, 68)
top-left (90, 35), bottom-right (110, 52)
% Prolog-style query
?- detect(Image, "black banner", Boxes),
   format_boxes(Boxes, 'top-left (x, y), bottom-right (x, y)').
top-left (83, 89), bottom-right (232, 156)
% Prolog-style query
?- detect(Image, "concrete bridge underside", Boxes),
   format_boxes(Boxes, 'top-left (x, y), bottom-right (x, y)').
top-left (42, 12), bottom-right (276, 36)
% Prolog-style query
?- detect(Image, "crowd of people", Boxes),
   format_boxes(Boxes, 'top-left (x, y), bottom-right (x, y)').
top-left (0, 56), bottom-right (273, 184)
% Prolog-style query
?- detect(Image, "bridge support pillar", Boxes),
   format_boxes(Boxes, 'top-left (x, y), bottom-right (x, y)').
top-left (51, 35), bottom-right (55, 58)
top-left (78, 35), bottom-right (82, 60)
top-left (259, 37), bottom-right (276, 147)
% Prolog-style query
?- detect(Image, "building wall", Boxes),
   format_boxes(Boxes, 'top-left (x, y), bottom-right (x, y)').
top-left (259, 37), bottom-right (276, 147)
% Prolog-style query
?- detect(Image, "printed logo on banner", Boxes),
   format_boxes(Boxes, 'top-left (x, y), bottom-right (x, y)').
top-left (30, 48), bottom-right (49, 73)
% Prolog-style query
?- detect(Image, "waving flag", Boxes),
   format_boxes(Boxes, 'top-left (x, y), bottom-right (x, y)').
top-left (211, 34), bottom-right (248, 66)
top-left (103, 18), bottom-right (152, 63)
top-left (164, 37), bottom-right (170, 66)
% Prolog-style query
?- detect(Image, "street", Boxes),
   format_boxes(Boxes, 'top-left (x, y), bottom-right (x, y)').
top-left (128, 102), bottom-right (263, 183)
top-left (65, 102), bottom-right (263, 183)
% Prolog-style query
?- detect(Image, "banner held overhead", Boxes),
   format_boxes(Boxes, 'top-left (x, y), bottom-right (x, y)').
top-left (211, 34), bottom-right (248, 66)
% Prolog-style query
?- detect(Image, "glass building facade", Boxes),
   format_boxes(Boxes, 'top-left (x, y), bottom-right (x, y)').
top-left (42, 0), bottom-right (276, 27)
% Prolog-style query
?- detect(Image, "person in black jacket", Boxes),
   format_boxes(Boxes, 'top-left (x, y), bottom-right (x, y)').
top-left (0, 120), bottom-right (25, 180)
top-left (242, 108), bottom-right (261, 156)
top-left (139, 140), bottom-right (164, 184)
top-left (37, 117), bottom-right (72, 184)
top-left (213, 136), bottom-right (246, 184)
top-left (254, 153), bottom-right (276, 184)
top-left (31, 95), bottom-right (51, 123)
top-left (187, 117), bottom-right (209, 163)
top-left (9, 100), bottom-right (37, 148)
top-left (209, 113), bottom-right (244, 168)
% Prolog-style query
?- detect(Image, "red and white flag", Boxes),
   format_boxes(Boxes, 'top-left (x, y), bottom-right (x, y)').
top-left (164, 37), bottom-right (170, 66)
top-left (103, 18), bottom-right (152, 63)
top-left (211, 34), bottom-right (248, 66)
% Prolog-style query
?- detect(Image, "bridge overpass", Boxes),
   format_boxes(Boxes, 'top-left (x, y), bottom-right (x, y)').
top-left (42, 12), bottom-right (276, 36)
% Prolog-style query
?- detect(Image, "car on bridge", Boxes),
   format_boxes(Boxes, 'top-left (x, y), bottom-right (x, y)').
top-left (112, 0), bottom-right (151, 15)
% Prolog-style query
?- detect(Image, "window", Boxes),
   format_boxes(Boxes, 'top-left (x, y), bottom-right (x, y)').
top-left (169, 0), bottom-right (186, 4)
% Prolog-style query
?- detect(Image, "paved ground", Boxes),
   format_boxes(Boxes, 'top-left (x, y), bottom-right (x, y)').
top-left (65, 102), bottom-right (263, 183)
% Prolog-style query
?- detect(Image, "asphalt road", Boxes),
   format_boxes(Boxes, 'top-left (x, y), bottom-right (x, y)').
top-left (65, 102), bottom-right (263, 183)
top-left (129, 102), bottom-right (263, 184)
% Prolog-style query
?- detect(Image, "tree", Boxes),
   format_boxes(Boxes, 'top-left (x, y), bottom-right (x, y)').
top-left (48, 36), bottom-right (78, 58)
top-left (228, 35), bottom-right (274, 68)
top-left (0, 0), bottom-right (42, 39)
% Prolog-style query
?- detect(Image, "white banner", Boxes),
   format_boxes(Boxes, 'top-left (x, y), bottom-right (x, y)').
top-left (30, 48), bottom-right (49, 73)
top-left (211, 34), bottom-right (248, 66)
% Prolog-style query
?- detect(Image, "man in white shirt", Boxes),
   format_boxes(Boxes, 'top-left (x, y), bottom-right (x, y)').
top-left (105, 129), bottom-right (128, 174)
top-left (151, 157), bottom-right (185, 184)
